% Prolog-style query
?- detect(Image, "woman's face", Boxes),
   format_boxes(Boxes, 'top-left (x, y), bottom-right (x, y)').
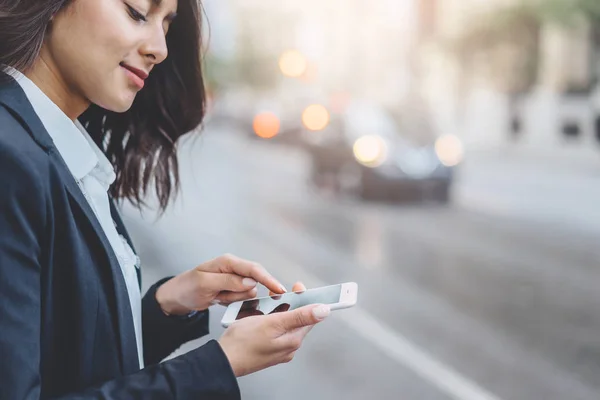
top-left (43, 0), bottom-right (178, 113)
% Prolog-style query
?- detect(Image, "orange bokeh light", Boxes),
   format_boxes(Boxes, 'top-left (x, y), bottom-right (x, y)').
top-left (253, 112), bottom-right (280, 139)
top-left (302, 104), bottom-right (330, 131)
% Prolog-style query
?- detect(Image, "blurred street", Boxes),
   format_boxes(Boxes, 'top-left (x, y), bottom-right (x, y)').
top-left (122, 122), bottom-right (600, 400)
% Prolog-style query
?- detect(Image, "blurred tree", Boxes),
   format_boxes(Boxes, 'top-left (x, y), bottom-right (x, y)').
top-left (233, 32), bottom-right (279, 90)
top-left (537, 0), bottom-right (600, 26)
top-left (202, 24), bottom-right (280, 94)
top-left (454, 2), bottom-right (540, 95)
top-left (203, 53), bottom-right (231, 94)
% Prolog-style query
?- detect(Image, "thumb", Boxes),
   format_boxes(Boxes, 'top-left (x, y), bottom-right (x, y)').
top-left (272, 304), bottom-right (330, 331)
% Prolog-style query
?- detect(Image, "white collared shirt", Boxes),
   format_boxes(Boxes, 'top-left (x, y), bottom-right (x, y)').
top-left (7, 68), bottom-right (145, 370)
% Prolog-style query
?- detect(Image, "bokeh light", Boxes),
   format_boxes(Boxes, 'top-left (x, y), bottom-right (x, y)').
top-left (435, 134), bottom-right (464, 167)
top-left (353, 135), bottom-right (388, 167)
top-left (302, 104), bottom-right (330, 131)
top-left (253, 112), bottom-right (280, 139)
top-left (279, 50), bottom-right (308, 78)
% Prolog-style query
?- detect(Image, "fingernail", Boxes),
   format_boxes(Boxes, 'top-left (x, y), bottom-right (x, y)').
top-left (243, 278), bottom-right (257, 287)
top-left (312, 305), bottom-right (330, 320)
top-left (280, 284), bottom-right (287, 293)
top-left (210, 299), bottom-right (221, 305)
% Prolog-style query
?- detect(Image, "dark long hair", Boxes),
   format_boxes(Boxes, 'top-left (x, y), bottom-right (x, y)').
top-left (0, 0), bottom-right (206, 211)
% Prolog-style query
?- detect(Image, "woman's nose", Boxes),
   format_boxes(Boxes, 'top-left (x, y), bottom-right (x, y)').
top-left (140, 27), bottom-right (168, 65)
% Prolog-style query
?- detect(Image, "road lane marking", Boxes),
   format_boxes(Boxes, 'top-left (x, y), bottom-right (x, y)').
top-left (250, 241), bottom-right (504, 400)
top-left (340, 308), bottom-right (503, 400)
top-left (183, 133), bottom-right (503, 399)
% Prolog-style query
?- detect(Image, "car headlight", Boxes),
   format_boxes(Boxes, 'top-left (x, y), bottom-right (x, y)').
top-left (435, 134), bottom-right (464, 167)
top-left (353, 135), bottom-right (388, 167)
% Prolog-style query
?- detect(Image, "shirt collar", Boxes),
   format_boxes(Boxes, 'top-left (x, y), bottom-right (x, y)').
top-left (76, 120), bottom-right (117, 188)
top-left (6, 67), bottom-right (99, 181)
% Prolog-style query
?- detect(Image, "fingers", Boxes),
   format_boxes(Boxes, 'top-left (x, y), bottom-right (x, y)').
top-left (279, 324), bottom-right (314, 365)
top-left (215, 287), bottom-right (258, 305)
top-left (282, 351), bottom-right (297, 364)
top-left (278, 324), bottom-right (315, 364)
top-left (269, 304), bottom-right (330, 332)
top-left (203, 254), bottom-right (286, 295)
top-left (285, 323), bottom-right (315, 337)
top-left (291, 281), bottom-right (307, 293)
top-left (219, 303), bottom-right (328, 376)
top-left (206, 272), bottom-right (258, 293)
top-left (269, 281), bottom-right (306, 296)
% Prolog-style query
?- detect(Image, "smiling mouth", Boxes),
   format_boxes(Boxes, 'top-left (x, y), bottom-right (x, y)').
top-left (119, 62), bottom-right (147, 90)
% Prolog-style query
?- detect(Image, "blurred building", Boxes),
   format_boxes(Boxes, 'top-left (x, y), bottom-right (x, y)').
top-left (225, 0), bottom-right (417, 109)
top-left (418, 0), bottom-right (600, 160)
top-left (209, 0), bottom-right (600, 159)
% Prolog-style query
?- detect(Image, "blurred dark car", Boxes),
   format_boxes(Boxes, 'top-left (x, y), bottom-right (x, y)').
top-left (207, 88), bottom-right (304, 143)
top-left (304, 100), bottom-right (463, 203)
top-left (353, 137), bottom-right (456, 202)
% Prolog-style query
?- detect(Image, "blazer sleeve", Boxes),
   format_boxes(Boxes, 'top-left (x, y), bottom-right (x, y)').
top-left (0, 141), bottom-right (240, 399)
top-left (142, 277), bottom-right (211, 366)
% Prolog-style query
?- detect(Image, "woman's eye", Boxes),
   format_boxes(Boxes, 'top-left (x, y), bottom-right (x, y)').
top-left (126, 4), bottom-right (147, 22)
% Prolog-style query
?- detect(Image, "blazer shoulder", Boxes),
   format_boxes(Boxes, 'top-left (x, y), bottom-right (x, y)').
top-left (0, 104), bottom-right (52, 189)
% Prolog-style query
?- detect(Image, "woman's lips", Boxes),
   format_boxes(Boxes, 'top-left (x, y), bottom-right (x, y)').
top-left (120, 63), bottom-right (147, 90)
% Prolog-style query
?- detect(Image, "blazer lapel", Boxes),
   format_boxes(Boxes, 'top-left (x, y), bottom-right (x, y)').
top-left (0, 75), bottom-right (140, 374)
top-left (53, 154), bottom-right (140, 374)
top-left (109, 199), bottom-right (142, 288)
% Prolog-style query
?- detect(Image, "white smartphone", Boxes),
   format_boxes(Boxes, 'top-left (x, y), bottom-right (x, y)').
top-left (221, 282), bottom-right (358, 327)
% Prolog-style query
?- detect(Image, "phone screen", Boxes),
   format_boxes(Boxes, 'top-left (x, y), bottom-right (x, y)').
top-left (235, 284), bottom-right (342, 320)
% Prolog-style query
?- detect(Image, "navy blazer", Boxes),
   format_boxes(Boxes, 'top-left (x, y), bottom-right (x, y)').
top-left (0, 75), bottom-right (240, 399)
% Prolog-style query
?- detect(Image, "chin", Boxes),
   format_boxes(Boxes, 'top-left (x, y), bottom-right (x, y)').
top-left (100, 96), bottom-right (136, 113)
top-left (112, 102), bottom-right (134, 113)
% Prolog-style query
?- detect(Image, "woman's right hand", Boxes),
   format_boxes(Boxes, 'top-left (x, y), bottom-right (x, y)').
top-left (218, 303), bottom-right (330, 377)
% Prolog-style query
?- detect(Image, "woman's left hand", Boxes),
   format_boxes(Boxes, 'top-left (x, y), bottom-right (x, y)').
top-left (155, 253), bottom-right (287, 316)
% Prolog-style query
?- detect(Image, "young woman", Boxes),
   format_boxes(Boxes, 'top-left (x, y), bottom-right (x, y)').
top-left (0, 0), bottom-right (330, 398)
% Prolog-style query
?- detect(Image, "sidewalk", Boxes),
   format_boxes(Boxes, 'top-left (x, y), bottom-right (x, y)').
top-left (466, 144), bottom-right (600, 177)
top-left (454, 146), bottom-right (600, 235)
